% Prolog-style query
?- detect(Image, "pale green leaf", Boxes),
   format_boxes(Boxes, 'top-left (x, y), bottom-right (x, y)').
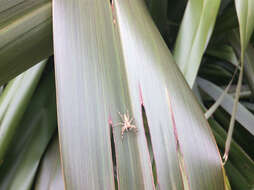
top-left (0, 60), bottom-right (46, 163)
top-left (234, 0), bottom-right (254, 52)
top-left (0, 67), bottom-right (57, 190)
top-left (174, 0), bottom-right (221, 87)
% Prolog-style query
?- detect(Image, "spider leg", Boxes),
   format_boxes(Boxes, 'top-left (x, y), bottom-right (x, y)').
top-left (126, 110), bottom-right (129, 119)
top-left (131, 125), bottom-right (138, 132)
top-left (114, 122), bottom-right (124, 126)
top-left (118, 112), bottom-right (124, 120)
top-left (121, 127), bottom-right (126, 140)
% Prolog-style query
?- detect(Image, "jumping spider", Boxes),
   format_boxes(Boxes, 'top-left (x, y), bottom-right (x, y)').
top-left (115, 111), bottom-right (137, 140)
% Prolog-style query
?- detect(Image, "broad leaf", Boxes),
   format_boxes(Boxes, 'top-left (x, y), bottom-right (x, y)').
top-left (53, 0), bottom-right (225, 189)
top-left (114, 0), bottom-right (224, 189)
top-left (53, 0), bottom-right (154, 189)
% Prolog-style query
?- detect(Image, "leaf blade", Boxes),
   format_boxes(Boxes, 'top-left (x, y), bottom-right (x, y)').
top-left (35, 136), bottom-right (64, 190)
top-left (114, 0), bottom-right (225, 189)
top-left (0, 66), bottom-right (57, 190)
top-left (53, 0), bottom-right (154, 189)
top-left (0, 60), bottom-right (46, 163)
top-left (174, 0), bottom-right (221, 87)
top-left (197, 77), bottom-right (254, 136)
top-left (0, 0), bottom-right (53, 85)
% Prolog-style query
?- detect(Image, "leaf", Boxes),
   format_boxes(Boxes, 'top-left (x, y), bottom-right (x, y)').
top-left (196, 92), bottom-right (254, 190)
top-left (229, 32), bottom-right (254, 96)
top-left (34, 135), bottom-right (64, 190)
top-left (53, 0), bottom-right (154, 189)
top-left (0, 86), bottom-right (3, 96)
top-left (224, 66), bottom-right (242, 163)
top-left (0, 0), bottom-right (53, 85)
top-left (224, 160), bottom-right (253, 190)
top-left (212, 107), bottom-right (254, 159)
top-left (0, 60), bottom-right (46, 163)
top-left (0, 0), bottom-right (24, 12)
top-left (197, 77), bottom-right (254, 137)
top-left (243, 102), bottom-right (254, 112)
top-left (208, 116), bottom-right (254, 187)
top-left (114, 0), bottom-right (225, 188)
top-left (53, 0), bottom-right (225, 189)
top-left (206, 45), bottom-right (239, 67)
top-left (223, 0), bottom-right (254, 162)
top-left (222, 167), bottom-right (231, 190)
top-left (205, 69), bottom-right (236, 119)
top-left (173, 0), bottom-right (221, 87)
top-left (197, 93), bottom-right (254, 189)
top-left (243, 44), bottom-right (254, 95)
top-left (234, 0), bottom-right (254, 52)
top-left (0, 66), bottom-right (57, 190)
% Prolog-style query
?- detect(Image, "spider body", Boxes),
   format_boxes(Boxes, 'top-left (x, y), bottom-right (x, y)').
top-left (115, 111), bottom-right (137, 140)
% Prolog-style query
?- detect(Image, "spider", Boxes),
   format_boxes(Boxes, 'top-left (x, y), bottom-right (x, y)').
top-left (114, 111), bottom-right (137, 140)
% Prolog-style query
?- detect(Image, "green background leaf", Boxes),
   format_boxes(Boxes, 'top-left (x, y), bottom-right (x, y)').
top-left (174, 0), bottom-right (221, 87)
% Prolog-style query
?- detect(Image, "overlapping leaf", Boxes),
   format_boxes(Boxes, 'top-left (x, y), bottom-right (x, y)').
top-left (0, 60), bottom-right (46, 163)
top-left (114, 0), bottom-right (224, 189)
top-left (197, 77), bottom-right (254, 136)
top-left (0, 0), bottom-right (52, 85)
top-left (0, 66), bottom-right (57, 190)
top-left (208, 118), bottom-right (254, 189)
top-left (222, 0), bottom-right (254, 162)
